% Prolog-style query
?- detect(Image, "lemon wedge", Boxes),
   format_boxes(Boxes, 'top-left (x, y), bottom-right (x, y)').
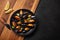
top-left (4, 1), bottom-right (10, 11)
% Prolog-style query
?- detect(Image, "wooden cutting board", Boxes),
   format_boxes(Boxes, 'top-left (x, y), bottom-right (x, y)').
top-left (0, 0), bottom-right (16, 35)
top-left (0, 0), bottom-right (40, 40)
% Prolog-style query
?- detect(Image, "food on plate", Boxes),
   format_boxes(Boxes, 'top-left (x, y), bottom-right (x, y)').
top-left (16, 13), bottom-right (20, 16)
top-left (28, 15), bottom-right (31, 17)
top-left (16, 26), bottom-right (21, 29)
top-left (19, 30), bottom-right (22, 32)
top-left (20, 10), bottom-right (23, 15)
top-left (12, 21), bottom-right (17, 27)
top-left (27, 24), bottom-right (34, 27)
top-left (27, 18), bottom-right (31, 20)
top-left (12, 26), bottom-right (15, 29)
top-left (14, 16), bottom-right (20, 20)
top-left (28, 19), bottom-right (35, 23)
top-left (11, 9), bottom-right (36, 33)
top-left (25, 27), bottom-right (29, 31)
top-left (17, 21), bottom-right (21, 24)
top-left (24, 19), bottom-right (28, 23)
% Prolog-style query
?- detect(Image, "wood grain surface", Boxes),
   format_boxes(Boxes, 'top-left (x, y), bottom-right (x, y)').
top-left (0, 0), bottom-right (40, 40)
top-left (0, 0), bottom-right (16, 35)
top-left (0, 0), bottom-right (10, 35)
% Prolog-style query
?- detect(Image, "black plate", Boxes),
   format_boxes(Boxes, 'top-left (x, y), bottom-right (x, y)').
top-left (10, 9), bottom-right (37, 36)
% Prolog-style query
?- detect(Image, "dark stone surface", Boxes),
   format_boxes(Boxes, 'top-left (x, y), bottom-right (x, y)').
top-left (25, 0), bottom-right (60, 40)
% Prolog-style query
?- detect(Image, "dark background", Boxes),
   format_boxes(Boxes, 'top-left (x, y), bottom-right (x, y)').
top-left (25, 0), bottom-right (60, 40)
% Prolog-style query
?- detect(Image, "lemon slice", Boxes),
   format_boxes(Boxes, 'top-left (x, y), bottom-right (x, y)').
top-left (4, 1), bottom-right (10, 11)
top-left (5, 8), bottom-right (13, 14)
top-left (20, 10), bottom-right (23, 15)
